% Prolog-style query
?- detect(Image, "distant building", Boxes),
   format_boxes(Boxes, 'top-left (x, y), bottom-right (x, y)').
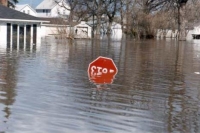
top-left (15, 4), bottom-right (37, 16)
top-left (187, 22), bottom-right (200, 39)
top-left (35, 0), bottom-right (70, 18)
top-left (74, 21), bottom-right (92, 39)
top-left (110, 22), bottom-right (123, 40)
top-left (100, 22), bottom-right (123, 40)
top-left (39, 17), bottom-right (71, 37)
top-left (39, 18), bottom-right (91, 39)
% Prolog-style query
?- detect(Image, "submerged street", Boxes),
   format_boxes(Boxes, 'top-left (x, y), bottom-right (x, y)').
top-left (0, 38), bottom-right (200, 133)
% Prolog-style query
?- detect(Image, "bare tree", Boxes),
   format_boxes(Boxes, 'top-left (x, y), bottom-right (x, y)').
top-left (101, 0), bottom-right (121, 34)
top-left (164, 0), bottom-right (188, 40)
top-left (55, 0), bottom-right (193, 40)
top-left (117, 0), bottom-right (170, 39)
top-left (178, 1), bottom-right (187, 40)
top-left (124, 0), bottom-right (189, 40)
top-left (83, 0), bottom-right (105, 38)
top-left (56, 0), bottom-right (85, 38)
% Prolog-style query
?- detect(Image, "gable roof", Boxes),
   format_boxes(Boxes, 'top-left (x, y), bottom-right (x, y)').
top-left (36, 0), bottom-right (61, 10)
top-left (40, 17), bottom-right (79, 26)
top-left (40, 17), bottom-right (67, 25)
top-left (15, 4), bottom-right (37, 13)
top-left (0, 4), bottom-right (47, 22)
top-left (15, 4), bottom-right (27, 11)
top-left (75, 21), bottom-right (91, 28)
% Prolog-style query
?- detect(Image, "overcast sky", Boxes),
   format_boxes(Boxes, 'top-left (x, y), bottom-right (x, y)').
top-left (18, 0), bottom-right (42, 8)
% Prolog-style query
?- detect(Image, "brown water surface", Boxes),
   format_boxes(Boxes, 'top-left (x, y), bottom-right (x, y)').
top-left (0, 38), bottom-right (200, 133)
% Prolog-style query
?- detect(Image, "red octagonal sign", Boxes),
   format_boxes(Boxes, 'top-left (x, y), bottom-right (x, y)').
top-left (88, 56), bottom-right (118, 84)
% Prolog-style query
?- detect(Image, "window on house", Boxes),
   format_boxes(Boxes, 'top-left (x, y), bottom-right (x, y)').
top-left (63, 10), bottom-right (65, 15)
top-left (43, 9), bottom-right (45, 13)
top-left (27, 10), bottom-right (30, 14)
top-left (23, 10), bottom-right (25, 13)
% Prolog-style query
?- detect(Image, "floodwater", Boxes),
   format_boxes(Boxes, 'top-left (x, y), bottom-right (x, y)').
top-left (0, 38), bottom-right (200, 133)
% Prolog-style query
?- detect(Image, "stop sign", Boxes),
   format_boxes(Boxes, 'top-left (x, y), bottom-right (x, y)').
top-left (88, 56), bottom-right (118, 84)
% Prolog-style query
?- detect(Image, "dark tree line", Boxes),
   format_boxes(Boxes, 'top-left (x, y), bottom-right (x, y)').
top-left (0, 0), bottom-right (19, 7)
top-left (0, 0), bottom-right (192, 40)
top-left (8, 0), bottom-right (18, 7)
top-left (59, 0), bottom-right (194, 40)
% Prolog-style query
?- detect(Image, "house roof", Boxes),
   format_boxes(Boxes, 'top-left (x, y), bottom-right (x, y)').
top-left (40, 17), bottom-right (79, 26)
top-left (15, 4), bottom-right (37, 13)
top-left (36, 0), bottom-right (65, 10)
top-left (75, 21), bottom-right (91, 28)
top-left (36, 0), bottom-right (70, 10)
top-left (15, 4), bottom-right (28, 11)
top-left (40, 17), bottom-right (67, 24)
top-left (0, 4), bottom-right (47, 22)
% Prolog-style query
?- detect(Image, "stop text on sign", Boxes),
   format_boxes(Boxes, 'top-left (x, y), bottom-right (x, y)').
top-left (91, 66), bottom-right (115, 76)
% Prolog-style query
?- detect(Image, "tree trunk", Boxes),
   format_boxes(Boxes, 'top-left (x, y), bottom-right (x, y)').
top-left (95, 0), bottom-right (103, 39)
top-left (137, 25), bottom-right (140, 40)
top-left (107, 21), bottom-right (112, 35)
top-left (69, 11), bottom-right (74, 38)
top-left (96, 15), bottom-right (101, 39)
top-left (120, 4), bottom-right (126, 39)
top-left (120, 1), bottom-right (124, 33)
top-left (179, 3), bottom-right (186, 41)
top-left (126, 0), bottom-right (131, 36)
top-left (92, 14), bottom-right (95, 38)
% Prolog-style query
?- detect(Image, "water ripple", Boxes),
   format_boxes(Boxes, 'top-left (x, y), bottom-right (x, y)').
top-left (0, 39), bottom-right (200, 133)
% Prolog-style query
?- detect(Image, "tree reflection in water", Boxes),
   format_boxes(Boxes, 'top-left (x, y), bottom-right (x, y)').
top-left (0, 51), bottom-right (17, 131)
top-left (0, 38), bottom-right (199, 133)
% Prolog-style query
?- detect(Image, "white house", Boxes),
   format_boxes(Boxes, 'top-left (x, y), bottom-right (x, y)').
top-left (15, 4), bottom-right (37, 16)
top-left (110, 22), bottom-right (123, 40)
top-left (100, 22), bottom-right (123, 40)
top-left (35, 0), bottom-right (70, 18)
top-left (156, 29), bottom-right (178, 39)
top-left (39, 17), bottom-right (71, 37)
top-left (39, 19), bottom-right (92, 39)
top-left (74, 21), bottom-right (92, 39)
top-left (0, 4), bottom-right (49, 49)
top-left (156, 28), bottom-right (197, 40)
top-left (186, 22), bottom-right (200, 40)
